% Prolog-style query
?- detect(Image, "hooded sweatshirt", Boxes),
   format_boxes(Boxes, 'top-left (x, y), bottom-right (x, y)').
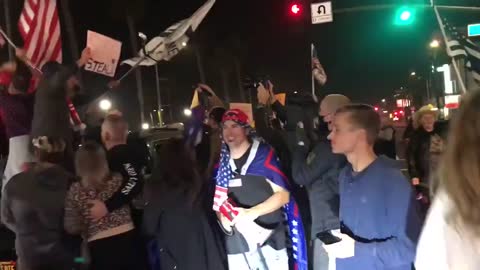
top-left (1, 164), bottom-right (75, 269)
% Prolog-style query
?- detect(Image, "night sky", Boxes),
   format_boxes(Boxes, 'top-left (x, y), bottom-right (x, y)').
top-left (1, 0), bottom-right (479, 126)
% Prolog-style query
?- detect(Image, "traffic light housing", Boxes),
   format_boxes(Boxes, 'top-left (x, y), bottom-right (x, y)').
top-left (394, 6), bottom-right (415, 26)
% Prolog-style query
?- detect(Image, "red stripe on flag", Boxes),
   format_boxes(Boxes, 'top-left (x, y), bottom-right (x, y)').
top-left (21, 0), bottom-right (40, 40)
top-left (36, 8), bottom-right (59, 66)
top-left (50, 36), bottom-right (62, 63)
top-left (19, 0), bottom-right (62, 68)
top-left (30, 0), bottom-right (49, 64)
top-left (23, 3), bottom-right (41, 61)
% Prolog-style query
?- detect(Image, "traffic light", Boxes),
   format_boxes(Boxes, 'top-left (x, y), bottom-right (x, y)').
top-left (289, 3), bottom-right (302, 16)
top-left (394, 6), bottom-right (415, 26)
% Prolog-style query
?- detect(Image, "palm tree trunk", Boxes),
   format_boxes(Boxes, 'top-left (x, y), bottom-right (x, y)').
top-left (3, 0), bottom-right (14, 60)
top-left (233, 56), bottom-right (246, 102)
top-left (59, 0), bottom-right (79, 61)
top-left (221, 70), bottom-right (230, 103)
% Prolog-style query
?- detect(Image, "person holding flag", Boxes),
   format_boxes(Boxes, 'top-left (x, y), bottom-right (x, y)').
top-left (214, 109), bottom-right (308, 270)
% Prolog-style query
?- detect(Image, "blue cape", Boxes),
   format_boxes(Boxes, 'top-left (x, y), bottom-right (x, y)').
top-left (215, 140), bottom-right (308, 270)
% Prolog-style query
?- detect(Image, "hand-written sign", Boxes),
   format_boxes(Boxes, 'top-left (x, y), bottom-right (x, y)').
top-left (0, 261), bottom-right (15, 270)
top-left (85, 30), bottom-right (122, 77)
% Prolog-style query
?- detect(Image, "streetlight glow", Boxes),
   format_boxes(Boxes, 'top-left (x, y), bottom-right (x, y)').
top-left (184, 108), bottom-right (192, 117)
top-left (430, 39), bottom-right (440, 48)
top-left (99, 99), bottom-right (112, 111)
top-left (410, 71), bottom-right (416, 76)
top-left (142, 123), bottom-right (150, 130)
top-left (182, 41), bottom-right (188, 47)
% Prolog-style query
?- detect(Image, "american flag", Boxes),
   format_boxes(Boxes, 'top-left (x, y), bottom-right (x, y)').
top-left (18, 0), bottom-right (62, 68)
top-left (443, 18), bottom-right (480, 83)
top-left (213, 144), bottom-right (233, 211)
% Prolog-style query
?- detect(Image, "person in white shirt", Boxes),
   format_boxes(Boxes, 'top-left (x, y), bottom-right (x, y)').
top-left (415, 90), bottom-right (480, 270)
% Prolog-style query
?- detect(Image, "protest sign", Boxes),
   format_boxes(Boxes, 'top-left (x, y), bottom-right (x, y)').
top-left (85, 31), bottom-right (122, 77)
top-left (275, 93), bottom-right (286, 106)
top-left (0, 261), bottom-right (15, 270)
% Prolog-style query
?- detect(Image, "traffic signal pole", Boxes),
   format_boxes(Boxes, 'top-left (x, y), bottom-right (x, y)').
top-left (332, 4), bottom-right (480, 14)
top-left (328, 2), bottom-right (479, 94)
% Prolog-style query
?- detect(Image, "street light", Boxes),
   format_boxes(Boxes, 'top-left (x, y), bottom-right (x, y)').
top-left (381, 99), bottom-right (386, 103)
top-left (183, 108), bottom-right (192, 117)
top-left (430, 39), bottom-right (440, 48)
top-left (99, 99), bottom-right (112, 111)
top-left (410, 71), bottom-right (416, 76)
top-left (142, 123), bottom-right (150, 130)
top-left (182, 41), bottom-right (188, 47)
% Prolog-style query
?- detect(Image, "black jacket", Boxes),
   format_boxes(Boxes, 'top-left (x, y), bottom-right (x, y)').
top-left (292, 128), bottom-right (347, 237)
top-left (407, 123), bottom-right (448, 184)
top-left (143, 188), bottom-right (227, 270)
top-left (1, 165), bottom-right (76, 270)
top-left (31, 65), bottom-right (77, 142)
top-left (105, 144), bottom-right (146, 212)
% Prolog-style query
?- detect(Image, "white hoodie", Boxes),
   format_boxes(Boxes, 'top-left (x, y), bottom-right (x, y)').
top-left (415, 191), bottom-right (480, 270)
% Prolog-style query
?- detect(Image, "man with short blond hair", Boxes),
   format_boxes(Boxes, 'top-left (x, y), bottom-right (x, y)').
top-left (88, 113), bottom-right (145, 223)
top-left (292, 94), bottom-right (350, 270)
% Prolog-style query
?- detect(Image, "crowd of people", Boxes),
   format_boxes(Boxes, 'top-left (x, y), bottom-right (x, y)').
top-left (0, 45), bottom-right (480, 270)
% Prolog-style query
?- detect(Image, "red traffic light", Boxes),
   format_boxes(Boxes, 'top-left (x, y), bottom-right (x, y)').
top-left (290, 4), bottom-right (301, 15)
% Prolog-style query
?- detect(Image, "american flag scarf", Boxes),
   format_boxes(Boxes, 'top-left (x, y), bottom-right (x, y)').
top-left (213, 140), bottom-right (308, 270)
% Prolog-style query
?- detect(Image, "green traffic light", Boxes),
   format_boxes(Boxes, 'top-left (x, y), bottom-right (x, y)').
top-left (400, 11), bottom-right (411, 21)
top-left (394, 6), bottom-right (415, 26)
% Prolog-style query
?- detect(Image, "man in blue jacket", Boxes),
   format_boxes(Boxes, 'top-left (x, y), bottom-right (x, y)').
top-left (325, 104), bottom-right (421, 270)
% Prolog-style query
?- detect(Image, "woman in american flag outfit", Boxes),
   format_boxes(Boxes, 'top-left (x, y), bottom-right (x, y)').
top-left (214, 109), bottom-right (308, 270)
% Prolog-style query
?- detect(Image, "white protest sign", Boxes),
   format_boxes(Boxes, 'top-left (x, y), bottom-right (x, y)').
top-left (85, 31), bottom-right (122, 77)
top-left (311, 2), bottom-right (333, 24)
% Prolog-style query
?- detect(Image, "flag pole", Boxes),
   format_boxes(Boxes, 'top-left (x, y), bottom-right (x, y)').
top-left (433, 5), bottom-right (468, 94)
top-left (0, 28), bottom-right (43, 74)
